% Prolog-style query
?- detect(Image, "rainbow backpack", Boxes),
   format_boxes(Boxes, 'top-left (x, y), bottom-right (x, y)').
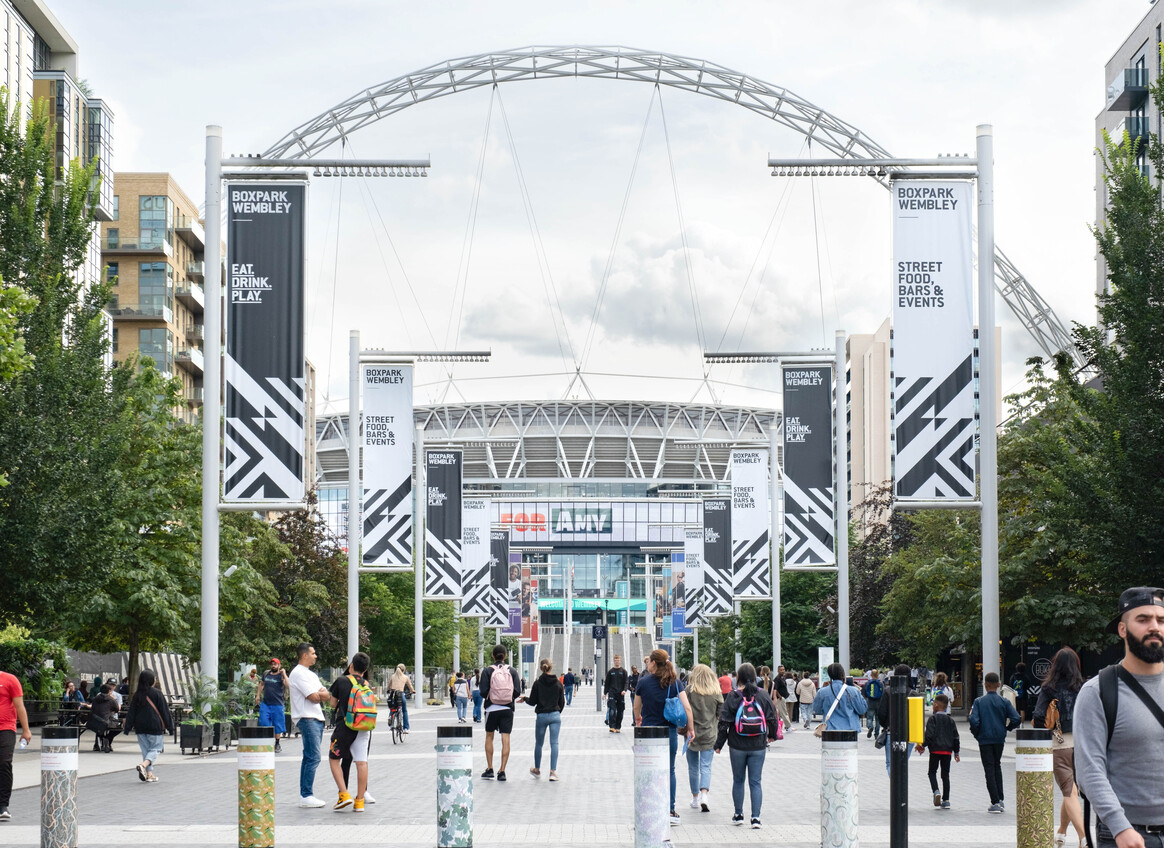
top-left (345, 675), bottom-right (378, 731)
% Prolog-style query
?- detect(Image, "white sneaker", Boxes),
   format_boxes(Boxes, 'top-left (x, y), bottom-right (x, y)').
top-left (297, 796), bottom-right (326, 808)
top-left (364, 792), bottom-right (375, 804)
top-left (690, 797), bottom-right (700, 809)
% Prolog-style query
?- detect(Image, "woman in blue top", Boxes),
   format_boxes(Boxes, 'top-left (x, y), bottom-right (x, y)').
top-left (634, 648), bottom-right (694, 826)
top-left (810, 663), bottom-right (867, 732)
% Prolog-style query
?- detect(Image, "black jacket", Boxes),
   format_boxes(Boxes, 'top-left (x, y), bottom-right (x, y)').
top-left (523, 673), bottom-right (565, 714)
top-left (604, 666), bottom-right (629, 696)
top-left (1033, 683), bottom-right (1078, 735)
top-left (125, 687), bottom-right (173, 735)
top-left (920, 711), bottom-right (960, 755)
top-left (715, 688), bottom-right (780, 751)
top-left (479, 663), bottom-right (522, 710)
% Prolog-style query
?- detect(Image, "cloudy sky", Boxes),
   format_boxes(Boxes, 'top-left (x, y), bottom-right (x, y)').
top-left (54, 0), bottom-right (1149, 412)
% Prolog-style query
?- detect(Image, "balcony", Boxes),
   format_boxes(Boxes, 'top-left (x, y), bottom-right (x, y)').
top-left (185, 323), bottom-right (204, 342)
top-left (175, 281), bottom-right (205, 312)
top-left (102, 237), bottom-right (173, 258)
top-left (186, 260), bottom-right (205, 280)
top-left (1107, 67), bottom-right (1150, 112)
top-left (176, 347), bottom-right (205, 375)
top-left (1114, 115), bottom-right (1150, 150)
top-left (187, 387), bottom-right (204, 406)
top-left (175, 216), bottom-right (205, 251)
top-left (108, 302), bottom-right (173, 323)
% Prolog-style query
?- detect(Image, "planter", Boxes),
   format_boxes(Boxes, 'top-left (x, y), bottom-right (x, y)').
top-left (211, 721), bottom-right (232, 750)
top-left (231, 717), bottom-right (259, 734)
top-left (179, 723), bottom-right (213, 754)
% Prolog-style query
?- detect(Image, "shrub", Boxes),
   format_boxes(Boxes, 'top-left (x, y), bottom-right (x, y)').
top-left (0, 637), bottom-right (69, 700)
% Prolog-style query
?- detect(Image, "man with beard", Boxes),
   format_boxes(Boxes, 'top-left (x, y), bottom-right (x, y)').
top-left (1076, 586), bottom-right (1164, 848)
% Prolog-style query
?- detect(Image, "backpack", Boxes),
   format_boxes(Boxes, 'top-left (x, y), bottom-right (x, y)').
top-left (488, 664), bottom-right (514, 705)
top-left (345, 675), bottom-right (377, 732)
top-left (734, 695), bottom-right (768, 737)
top-left (867, 679), bottom-right (883, 700)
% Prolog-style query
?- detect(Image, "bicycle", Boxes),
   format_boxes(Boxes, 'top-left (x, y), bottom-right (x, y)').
top-left (386, 690), bottom-right (405, 745)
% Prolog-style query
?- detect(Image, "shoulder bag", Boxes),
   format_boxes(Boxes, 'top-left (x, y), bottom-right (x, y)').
top-left (664, 681), bottom-right (687, 728)
top-left (814, 683), bottom-right (844, 738)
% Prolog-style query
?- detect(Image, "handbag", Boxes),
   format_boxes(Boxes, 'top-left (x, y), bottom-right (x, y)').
top-left (1045, 698), bottom-right (1064, 744)
top-left (875, 728), bottom-right (889, 749)
top-left (663, 682), bottom-right (687, 728)
top-left (814, 683), bottom-right (845, 738)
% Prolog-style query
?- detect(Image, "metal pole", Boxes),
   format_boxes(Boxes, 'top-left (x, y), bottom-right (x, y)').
top-left (201, 125), bottom-right (223, 687)
top-left (692, 627), bottom-right (699, 665)
top-left (734, 600), bottom-right (742, 670)
top-left (477, 619), bottom-right (484, 668)
top-left (453, 601), bottom-right (461, 673)
top-left (977, 124), bottom-right (1000, 678)
top-left (40, 726), bottom-right (78, 848)
top-left (770, 425), bottom-right (781, 668)
top-left (889, 673), bottom-right (910, 848)
top-left (645, 559), bottom-right (654, 642)
top-left (564, 561), bottom-right (571, 677)
top-left (835, 330), bottom-right (850, 670)
top-left (347, 331), bottom-right (360, 659)
top-left (415, 424), bottom-right (425, 709)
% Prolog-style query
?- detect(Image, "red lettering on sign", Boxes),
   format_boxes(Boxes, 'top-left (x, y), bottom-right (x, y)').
top-left (499, 513), bottom-right (546, 532)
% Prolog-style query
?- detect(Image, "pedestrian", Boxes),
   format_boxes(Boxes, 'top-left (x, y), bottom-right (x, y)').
top-left (915, 693), bottom-right (960, 809)
top-left (480, 644), bottom-right (522, 781)
top-left (771, 665), bottom-right (793, 733)
top-left (256, 657), bottom-right (289, 753)
top-left (1076, 586), bottom-right (1164, 848)
top-left (123, 668), bottom-right (173, 784)
top-left (628, 665), bottom-right (640, 698)
top-left (327, 651), bottom-right (375, 812)
top-left (520, 657), bottom-right (565, 780)
top-left (0, 664), bottom-right (32, 820)
top-left (470, 669), bottom-right (483, 722)
top-left (931, 672), bottom-right (955, 705)
top-left (796, 672), bottom-right (817, 728)
top-left (811, 663), bottom-right (867, 732)
top-left (684, 663), bottom-right (723, 813)
top-left (1032, 647), bottom-right (1086, 848)
top-left (718, 669), bottom-right (732, 695)
top-left (787, 673), bottom-right (800, 724)
top-left (387, 664), bottom-right (414, 733)
top-left (603, 654), bottom-right (629, 733)
top-left (634, 648), bottom-right (694, 826)
top-left (288, 642), bottom-right (332, 808)
top-left (452, 671), bottom-right (470, 723)
top-left (863, 669), bottom-right (884, 739)
top-left (715, 663), bottom-right (779, 829)
top-left (968, 671), bottom-right (1021, 813)
top-left (1009, 662), bottom-right (1029, 726)
top-left (562, 668), bottom-right (575, 707)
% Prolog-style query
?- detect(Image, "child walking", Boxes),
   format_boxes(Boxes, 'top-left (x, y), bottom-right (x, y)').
top-left (915, 693), bottom-right (960, 809)
top-left (968, 671), bottom-right (1021, 813)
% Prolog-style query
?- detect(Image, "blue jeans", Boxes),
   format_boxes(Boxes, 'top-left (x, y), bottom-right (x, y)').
top-left (296, 718), bottom-right (324, 798)
top-left (686, 747), bottom-right (713, 795)
top-left (398, 695), bottom-right (410, 730)
top-left (472, 691), bottom-right (482, 721)
top-left (866, 700), bottom-right (881, 736)
top-left (729, 746), bottom-right (766, 819)
top-left (667, 725), bottom-right (678, 811)
top-left (533, 712), bottom-right (561, 771)
top-left (456, 696), bottom-right (468, 721)
top-left (565, 686), bottom-right (573, 706)
top-left (136, 733), bottom-right (164, 772)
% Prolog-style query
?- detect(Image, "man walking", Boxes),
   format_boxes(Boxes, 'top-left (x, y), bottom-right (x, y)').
top-left (1076, 586), bottom-right (1164, 848)
top-left (0, 667), bottom-right (32, 820)
top-left (603, 654), bottom-right (630, 733)
top-left (563, 668), bottom-right (576, 706)
top-left (480, 645), bottom-right (522, 781)
top-left (288, 643), bottom-right (331, 808)
top-left (863, 669), bottom-right (884, 739)
top-left (256, 658), bottom-right (289, 753)
top-left (968, 672), bottom-right (1021, 813)
top-left (773, 664), bottom-right (793, 733)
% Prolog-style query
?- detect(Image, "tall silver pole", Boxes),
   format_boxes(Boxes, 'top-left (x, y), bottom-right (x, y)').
top-left (563, 561), bottom-right (572, 673)
top-left (645, 560), bottom-right (654, 642)
top-left (477, 619), bottom-right (485, 668)
top-left (770, 425), bottom-right (781, 668)
top-left (734, 600), bottom-right (742, 670)
top-left (415, 424), bottom-right (425, 708)
top-left (347, 330), bottom-right (360, 659)
top-left (977, 125), bottom-right (1000, 678)
top-left (835, 330), bottom-right (850, 670)
top-left (693, 628), bottom-right (699, 665)
top-left (201, 126), bottom-right (223, 687)
top-left (453, 601), bottom-right (461, 673)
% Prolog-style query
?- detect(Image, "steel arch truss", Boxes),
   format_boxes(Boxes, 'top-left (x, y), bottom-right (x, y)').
top-left (265, 45), bottom-right (1078, 366)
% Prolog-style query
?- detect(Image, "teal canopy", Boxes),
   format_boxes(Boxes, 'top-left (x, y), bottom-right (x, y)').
top-left (536, 598), bottom-right (647, 611)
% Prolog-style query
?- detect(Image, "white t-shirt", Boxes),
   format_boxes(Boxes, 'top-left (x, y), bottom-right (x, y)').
top-left (288, 664), bottom-right (325, 722)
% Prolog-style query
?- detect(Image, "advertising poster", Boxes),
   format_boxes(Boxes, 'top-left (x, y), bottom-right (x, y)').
top-left (660, 565), bottom-right (672, 639)
top-left (361, 364), bottom-right (414, 568)
top-left (782, 366), bottom-right (836, 567)
top-left (505, 552), bottom-right (523, 636)
top-left (486, 530), bottom-right (510, 628)
top-left (459, 498), bottom-right (491, 618)
top-left (702, 497), bottom-right (733, 617)
top-left (424, 450), bottom-right (462, 598)
top-left (223, 181), bottom-right (306, 502)
top-left (730, 449), bottom-right (770, 597)
top-left (892, 180), bottom-right (977, 500)
top-left (683, 525), bottom-right (706, 628)
top-left (670, 552), bottom-right (691, 636)
top-left (520, 565), bottom-right (539, 642)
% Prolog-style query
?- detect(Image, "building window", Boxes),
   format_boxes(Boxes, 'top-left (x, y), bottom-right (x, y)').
top-left (106, 262), bottom-right (118, 284)
top-left (111, 328), bottom-right (118, 353)
top-left (137, 328), bottom-right (173, 374)
top-left (111, 195), bottom-right (119, 220)
top-left (106, 228), bottom-right (118, 249)
top-left (139, 195), bottom-right (172, 250)
top-left (138, 261), bottom-right (173, 316)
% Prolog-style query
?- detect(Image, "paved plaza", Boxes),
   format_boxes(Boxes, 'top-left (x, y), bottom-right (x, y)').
top-left (1, 698), bottom-right (1035, 847)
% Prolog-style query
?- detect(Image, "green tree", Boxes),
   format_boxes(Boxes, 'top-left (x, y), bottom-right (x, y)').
top-left (847, 485), bottom-right (909, 667)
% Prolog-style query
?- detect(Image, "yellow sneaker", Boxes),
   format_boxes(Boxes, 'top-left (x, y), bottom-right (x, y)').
top-left (334, 792), bottom-right (352, 811)
top-left (353, 797), bottom-right (365, 812)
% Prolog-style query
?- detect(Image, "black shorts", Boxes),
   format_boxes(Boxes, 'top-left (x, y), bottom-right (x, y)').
top-left (328, 723), bottom-right (357, 761)
top-left (484, 709), bottom-right (514, 734)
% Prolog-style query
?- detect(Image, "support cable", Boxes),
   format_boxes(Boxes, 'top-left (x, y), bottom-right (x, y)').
top-left (323, 139), bottom-right (346, 396)
top-left (809, 141), bottom-right (828, 345)
top-left (313, 152), bottom-right (344, 408)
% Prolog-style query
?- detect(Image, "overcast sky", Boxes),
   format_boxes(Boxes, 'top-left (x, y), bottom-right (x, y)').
top-left (53, 0), bottom-right (1150, 412)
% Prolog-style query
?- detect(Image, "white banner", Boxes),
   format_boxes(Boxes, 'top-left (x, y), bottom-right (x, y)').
top-left (730, 449), bottom-right (770, 598)
top-left (683, 525), bottom-right (706, 628)
top-left (361, 364), bottom-right (413, 568)
top-left (460, 498), bottom-right (492, 618)
top-left (891, 180), bottom-right (976, 500)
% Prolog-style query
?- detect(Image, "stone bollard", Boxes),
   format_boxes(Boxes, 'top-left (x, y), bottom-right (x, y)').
top-left (40, 726), bottom-right (79, 848)
top-left (237, 725), bottom-right (275, 848)
top-left (633, 726), bottom-right (670, 848)
top-left (821, 729), bottom-right (860, 848)
top-left (1015, 728), bottom-right (1054, 848)
top-left (436, 725), bottom-right (473, 848)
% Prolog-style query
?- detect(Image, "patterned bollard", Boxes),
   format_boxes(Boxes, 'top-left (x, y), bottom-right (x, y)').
top-left (633, 726), bottom-right (670, 848)
top-left (1015, 728), bottom-right (1053, 848)
top-left (237, 725), bottom-right (275, 848)
top-left (436, 725), bottom-right (473, 848)
top-left (821, 729), bottom-right (859, 848)
top-left (40, 726), bottom-right (78, 848)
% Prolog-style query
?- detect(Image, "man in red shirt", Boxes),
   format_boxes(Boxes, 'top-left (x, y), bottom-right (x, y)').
top-left (1, 669), bottom-right (32, 820)
top-left (718, 671), bottom-right (732, 694)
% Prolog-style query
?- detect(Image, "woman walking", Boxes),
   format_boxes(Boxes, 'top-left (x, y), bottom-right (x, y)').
top-left (123, 669), bottom-right (173, 783)
top-left (633, 648), bottom-right (694, 826)
top-left (387, 664), bottom-right (414, 733)
top-left (452, 672), bottom-right (470, 723)
top-left (1033, 648), bottom-right (1086, 848)
top-left (715, 663), bottom-right (779, 829)
top-left (520, 658), bottom-right (565, 780)
top-left (796, 672), bottom-right (817, 728)
top-left (470, 669), bottom-right (483, 722)
top-left (684, 664), bottom-right (723, 813)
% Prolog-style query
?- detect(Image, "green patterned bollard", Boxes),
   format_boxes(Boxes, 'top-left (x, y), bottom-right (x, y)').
top-left (633, 726), bottom-right (670, 848)
top-left (40, 726), bottom-right (78, 848)
top-left (436, 725), bottom-right (473, 848)
top-left (1015, 728), bottom-right (1053, 848)
top-left (821, 730), bottom-right (859, 848)
top-left (237, 726), bottom-right (275, 848)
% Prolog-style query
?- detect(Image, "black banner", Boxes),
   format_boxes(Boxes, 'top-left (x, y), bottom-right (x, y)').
top-left (702, 497), bottom-right (732, 616)
top-left (487, 530), bottom-right (511, 627)
top-left (223, 181), bottom-right (306, 501)
top-left (782, 366), bottom-right (836, 566)
top-left (425, 450), bottom-right (462, 598)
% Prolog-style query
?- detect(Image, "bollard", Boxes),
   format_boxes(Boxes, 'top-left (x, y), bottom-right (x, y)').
top-left (237, 725), bottom-right (275, 848)
top-left (1015, 728), bottom-right (1054, 848)
top-left (821, 729), bottom-right (859, 848)
top-left (633, 726), bottom-right (670, 848)
top-left (889, 674), bottom-right (910, 848)
top-left (40, 726), bottom-right (78, 848)
top-left (436, 725), bottom-right (473, 848)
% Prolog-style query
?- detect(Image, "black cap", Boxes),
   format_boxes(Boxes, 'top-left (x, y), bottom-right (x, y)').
top-left (1108, 586), bottom-right (1164, 634)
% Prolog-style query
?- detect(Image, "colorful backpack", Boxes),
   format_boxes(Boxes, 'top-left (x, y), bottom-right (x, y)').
top-left (345, 675), bottom-right (378, 731)
top-left (734, 695), bottom-right (768, 737)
